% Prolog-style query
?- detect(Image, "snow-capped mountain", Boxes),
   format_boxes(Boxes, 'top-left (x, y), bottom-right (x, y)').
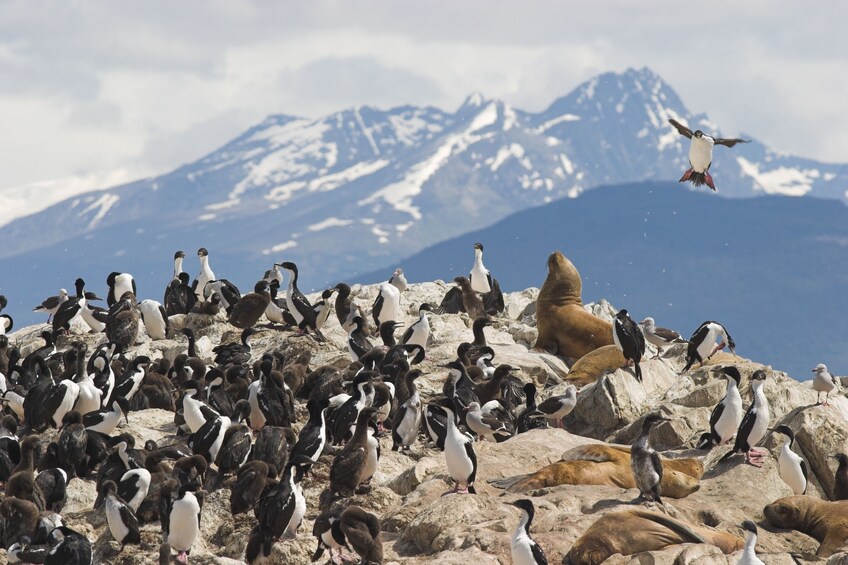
top-left (1, 67), bottom-right (846, 325)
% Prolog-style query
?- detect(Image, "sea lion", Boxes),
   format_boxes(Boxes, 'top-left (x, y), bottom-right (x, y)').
top-left (533, 252), bottom-right (618, 359)
top-left (565, 345), bottom-right (627, 386)
top-left (489, 443), bottom-right (702, 498)
top-left (564, 509), bottom-right (743, 565)
top-left (764, 496), bottom-right (848, 557)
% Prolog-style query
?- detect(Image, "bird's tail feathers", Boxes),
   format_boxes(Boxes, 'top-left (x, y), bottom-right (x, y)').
top-left (684, 171), bottom-right (717, 191)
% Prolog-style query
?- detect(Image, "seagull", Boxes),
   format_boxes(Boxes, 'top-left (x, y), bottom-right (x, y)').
top-left (639, 317), bottom-right (685, 358)
top-left (812, 363), bottom-right (838, 406)
top-left (668, 118), bottom-right (749, 191)
top-left (33, 289), bottom-right (69, 323)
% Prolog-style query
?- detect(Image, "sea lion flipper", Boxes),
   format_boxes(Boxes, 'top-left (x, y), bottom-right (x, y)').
top-left (487, 474), bottom-right (528, 490)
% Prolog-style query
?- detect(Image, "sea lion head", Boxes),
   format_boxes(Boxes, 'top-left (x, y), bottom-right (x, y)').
top-left (543, 251), bottom-right (582, 301)
top-left (565, 535), bottom-right (616, 565)
top-left (764, 497), bottom-right (803, 529)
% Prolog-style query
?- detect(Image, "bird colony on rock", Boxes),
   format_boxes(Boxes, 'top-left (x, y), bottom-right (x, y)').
top-left (0, 233), bottom-right (843, 565)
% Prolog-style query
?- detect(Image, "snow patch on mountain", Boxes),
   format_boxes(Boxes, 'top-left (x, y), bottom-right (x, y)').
top-left (0, 170), bottom-right (132, 229)
top-left (262, 240), bottom-right (298, 255)
top-left (230, 120), bottom-right (336, 199)
top-left (533, 113), bottom-right (581, 134)
top-left (81, 193), bottom-right (120, 229)
top-left (488, 143), bottom-right (530, 172)
top-left (737, 157), bottom-right (818, 196)
top-left (359, 102), bottom-right (499, 221)
top-left (308, 217), bottom-right (354, 232)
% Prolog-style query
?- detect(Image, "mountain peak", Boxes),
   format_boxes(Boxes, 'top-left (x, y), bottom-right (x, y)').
top-left (459, 91), bottom-right (488, 110)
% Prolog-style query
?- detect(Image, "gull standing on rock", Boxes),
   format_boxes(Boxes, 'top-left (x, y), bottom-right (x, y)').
top-left (537, 385), bottom-right (578, 428)
top-left (812, 363), bottom-right (837, 406)
top-left (33, 288), bottom-right (68, 323)
top-left (465, 401), bottom-right (512, 442)
top-left (389, 268), bottom-right (408, 293)
top-left (639, 317), bottom-right (685, 358)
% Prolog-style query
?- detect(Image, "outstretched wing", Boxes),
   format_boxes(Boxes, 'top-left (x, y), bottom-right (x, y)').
top-left (437, 287), bottom-right (465, 315)
top-left (713, 136), bottom-right (749, 148)
top-left (668, 118), bottom-right (693, 139)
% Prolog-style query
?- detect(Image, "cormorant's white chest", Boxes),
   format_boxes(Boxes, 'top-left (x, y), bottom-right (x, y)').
top-left (247, 380), bottom-right (266, 430)
top-left (285, 475), bottom-right (307, 535)
top-left (182, 391), bottom-right (206, 433)
top-left (105, 497), bottom-right (130, 542)
top-left (405, 314), bottom-right (430, 348)
top-left (714, 384), bottom-right (744, 442)
top-left (445, 422), bottom-right (474, 483)
top-left (168, 492), bottom-right (201, 551)
top-left (195, 258), bottom-right (215, 301)
top-left (511, 517), bottom-right (539, 565)
top-left (747, 387), bottom-right (770, 447)
top-left (470, 252), bottom-right (491, 294)
top-left (695, 323), bottom-right (723, 360)
top-left (688, 135), bottom-right (715, 172)
top-left (778, 442), bottom-right (807, 495)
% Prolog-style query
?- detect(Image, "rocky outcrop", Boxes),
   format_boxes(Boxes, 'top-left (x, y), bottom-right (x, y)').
top-left (2, 280), bottom-right (845, 564)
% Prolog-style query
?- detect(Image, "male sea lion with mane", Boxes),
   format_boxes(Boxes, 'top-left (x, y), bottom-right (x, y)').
top-left (534, 251), bottom-right (623, 361)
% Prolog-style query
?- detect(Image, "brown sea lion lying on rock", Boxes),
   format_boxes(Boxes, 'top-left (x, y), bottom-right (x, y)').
top-left (533, 252), bottom-right (620, 360)
top-left (564, 345), bottom-right (627, 386)
top-left (765, 496), bottom-right (848, 557)
top-left (564, 509), bottom-right (743, 565)
top-left (488, 444), bottom-right (702, 498)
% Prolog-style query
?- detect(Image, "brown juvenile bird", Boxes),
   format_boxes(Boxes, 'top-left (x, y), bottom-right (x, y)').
top-left (833, 453), bottom-right (848, 501)
top-left (230, 460), bottom-right (276, 516)
top-left (453, 276), bottom-right (484, 320)
top-left (330, 408), bottom-right (379, 498)
top-left (340, 506), bottom-right (383, 565)
top-left (228, 280), bottom-right (272, 329)
top-left (106, 292), bottom-right (139, 353)
top-left (0, 496), bottom-right (39, 548)
top-left (6, 436), bottom-right (46, 510)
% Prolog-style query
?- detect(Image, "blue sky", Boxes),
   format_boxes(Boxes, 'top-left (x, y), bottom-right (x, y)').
top-left (2, 1), bottom-right (846, 195)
